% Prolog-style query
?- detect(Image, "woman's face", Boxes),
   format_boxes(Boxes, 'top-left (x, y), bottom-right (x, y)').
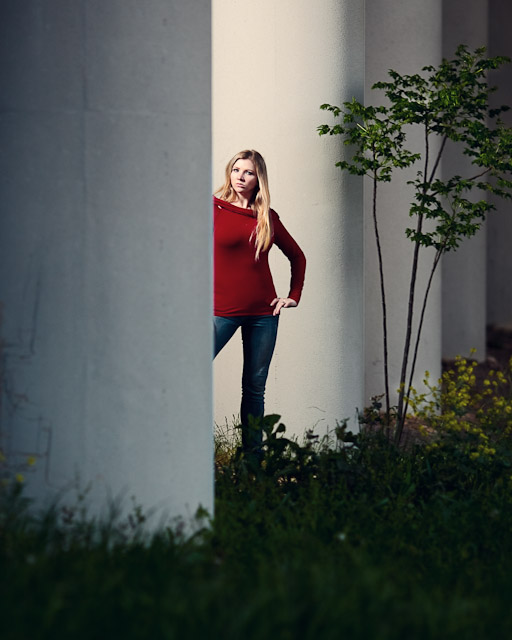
top-left (230, 158), bottom-right (258, 202)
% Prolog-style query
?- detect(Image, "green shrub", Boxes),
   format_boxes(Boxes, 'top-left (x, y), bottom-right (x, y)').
top-left (408, 355), bottom-right (512, 465)
top-left (3, 397), bottom-right (512, 639)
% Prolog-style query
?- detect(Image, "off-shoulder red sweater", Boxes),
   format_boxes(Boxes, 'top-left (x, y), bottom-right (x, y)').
top-left (214, 197), bottom-right (306, 316)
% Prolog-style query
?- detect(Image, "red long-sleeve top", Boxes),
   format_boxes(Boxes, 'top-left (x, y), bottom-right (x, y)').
top-left (214, 197), bottom-right (306, 316)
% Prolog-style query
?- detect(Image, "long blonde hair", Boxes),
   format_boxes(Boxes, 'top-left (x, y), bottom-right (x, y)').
top-left (215, 149), bottom-right (273, 260)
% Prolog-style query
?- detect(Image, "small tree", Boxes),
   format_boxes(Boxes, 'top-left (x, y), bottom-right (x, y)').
top-left (318, 45), bottom-right (512, 443)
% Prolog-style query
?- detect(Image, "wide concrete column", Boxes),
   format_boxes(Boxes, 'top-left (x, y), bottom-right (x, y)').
top-left (0, 1), bottom-right (213, 522)
top-left (441, 0), bottom-right (488, 360)
top-left (365, 0), bottom-right (443, 403)
top-left (487, 0), bottom-right (512, 328)
top-left (213, 0), bottom-right (364, 437)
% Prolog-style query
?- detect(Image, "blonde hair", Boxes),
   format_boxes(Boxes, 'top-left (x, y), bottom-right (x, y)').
top-left (215, 149), bottom-right (273, 260)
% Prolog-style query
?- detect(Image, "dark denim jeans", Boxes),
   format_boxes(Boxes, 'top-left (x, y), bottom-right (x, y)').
top-left (214, 314), bottom-right (279, 453)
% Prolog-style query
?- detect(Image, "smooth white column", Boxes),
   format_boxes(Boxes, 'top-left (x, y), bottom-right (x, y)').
top-left (213, 0), bottom-right (365, 437)
top-left (441, 0), bottom-right (488, 360)
top-left (365, 0), bottom-right (443, 403)
top-left (0, 1), bottom-right (213, 522)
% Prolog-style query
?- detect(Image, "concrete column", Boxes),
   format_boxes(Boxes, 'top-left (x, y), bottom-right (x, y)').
top-left (487, 0), bottom-right (512, 328)
top-left (213, 0), bottom-right (365, 437)
top-left (0, 1), bottom-right (213, 522)
top-left (365, 0), bottom-right (443, 403)
top-left (441, 0), bottom-right (489, 360)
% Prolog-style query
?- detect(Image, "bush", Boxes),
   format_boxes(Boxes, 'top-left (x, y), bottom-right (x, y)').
top-left (2, 392), bottom-right (512, 639)
top-left (408, 354), bottom-right (512, 464)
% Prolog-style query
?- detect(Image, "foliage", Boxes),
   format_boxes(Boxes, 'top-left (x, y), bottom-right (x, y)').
top-left (318, 45), bottom-right (512, 442)
top-left (408, 354), bottom-right (512, 462)
top-left (214, 418), bottom-right (241, 469)
top-left (3, 403), bottom-right (512, 639)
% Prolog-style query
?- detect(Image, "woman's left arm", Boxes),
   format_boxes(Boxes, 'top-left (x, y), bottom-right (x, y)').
top-left (271, 212), bottom-right (306, 315)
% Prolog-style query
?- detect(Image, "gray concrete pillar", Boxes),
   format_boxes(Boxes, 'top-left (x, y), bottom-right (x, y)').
top-left (0, 1), bottom-right (213, 522)
top-left (213, 0), bottom-right (365, 437)
top-left (441, 0), bottom-right (489, 360)
top-left (487, 0), bottom-right (512, 328)
top-left (365, 0), bottom-right (443, 403)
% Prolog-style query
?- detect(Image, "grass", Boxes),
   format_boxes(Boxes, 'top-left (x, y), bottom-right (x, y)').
top-left (2, 412), bottom-right (512, 639)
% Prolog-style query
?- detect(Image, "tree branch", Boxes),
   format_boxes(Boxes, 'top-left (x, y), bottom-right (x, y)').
top-left (467, 167), bottom-right (492, 182)
top-left (428, 134), bottom-right (448, 184)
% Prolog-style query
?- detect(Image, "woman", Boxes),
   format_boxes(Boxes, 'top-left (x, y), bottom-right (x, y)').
top-left (214, 149), bottom-right (306, 457)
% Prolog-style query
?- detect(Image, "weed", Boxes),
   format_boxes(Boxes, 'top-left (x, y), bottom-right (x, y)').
top-left (3, 376), bottom-right (512, 638)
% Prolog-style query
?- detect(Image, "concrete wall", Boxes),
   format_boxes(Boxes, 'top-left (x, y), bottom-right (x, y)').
top-left (213, 0), bottom-right (365, 437)
top-left (0, 1), bottom-right (213, 523)
top-left (365, 0), bottom-right (443, 401)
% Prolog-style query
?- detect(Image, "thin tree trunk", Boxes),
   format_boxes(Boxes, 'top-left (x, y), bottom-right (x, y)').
top-left (395, 227), bottom-right (423, 442)
top-left (395, 125), bottom-right (430, 443)
top-left (395, 131), bottom-right (449, 444)
top-left (372, 170), bottom-right (390, 420)
top-left (399, 172), bottom-right (484, 436)
top-left (400, 248), bottom-right (443, 428)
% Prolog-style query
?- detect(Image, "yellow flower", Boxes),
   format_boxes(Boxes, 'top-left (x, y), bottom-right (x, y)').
top-left (15, 473), bottom-right (24, 484)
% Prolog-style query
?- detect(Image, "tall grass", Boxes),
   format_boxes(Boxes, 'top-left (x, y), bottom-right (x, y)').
top-left (2, 407), bottom-right (512, 639)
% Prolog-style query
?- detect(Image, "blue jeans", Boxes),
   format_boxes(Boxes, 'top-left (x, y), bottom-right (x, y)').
top-left (214, 314), bottom-right (279, 452)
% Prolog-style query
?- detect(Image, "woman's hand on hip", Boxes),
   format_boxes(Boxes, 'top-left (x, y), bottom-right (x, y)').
top-left (271, 297), bottom-right (297, 316)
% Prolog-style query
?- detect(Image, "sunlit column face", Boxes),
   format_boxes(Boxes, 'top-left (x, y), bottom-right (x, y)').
top-left (213, 0), bottom-right (366, 437)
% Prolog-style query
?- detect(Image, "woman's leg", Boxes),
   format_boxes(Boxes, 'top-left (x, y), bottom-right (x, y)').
top-left (240, 315), bottom-right (279, 452)
top-left (213, 316), bottom-right (240, 358)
